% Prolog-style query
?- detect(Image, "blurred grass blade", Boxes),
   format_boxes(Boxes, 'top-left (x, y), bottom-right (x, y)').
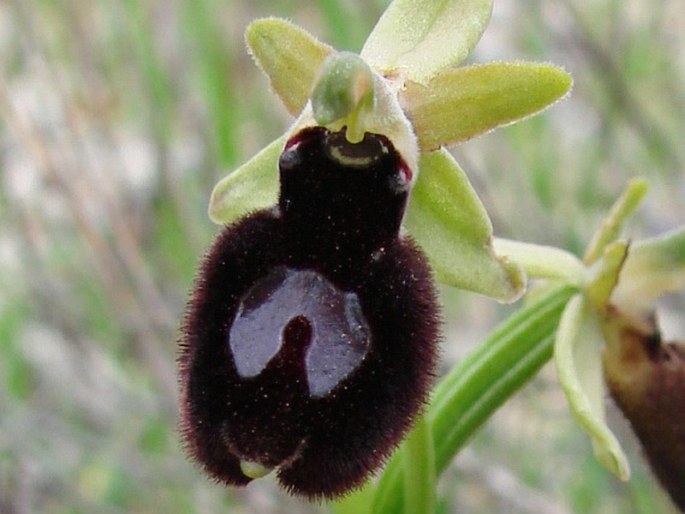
top-left (246, 18), bottom-right (334, 116)
top-left (554, 294), bottom-right (631, 480)
top-left (361, 0), bottom-right (493, 84)
top-left (373, 284), bottom-right (577, 514)
top-left (401, 62), bottom-right (573, 150)
top-left (208, 136), bottom-right (284, 224)
top-left (331, 484), bottom-right (374, 514)
top-left (183, 0), bottom-right (240, 167)
top-left (404, 149), bottom-right (525, 302)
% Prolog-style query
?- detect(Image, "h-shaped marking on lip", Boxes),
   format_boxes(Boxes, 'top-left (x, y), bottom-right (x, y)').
top-left (229, 266), bottom-right (371, 398)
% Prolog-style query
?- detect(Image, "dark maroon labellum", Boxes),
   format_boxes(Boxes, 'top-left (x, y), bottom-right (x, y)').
top-left (179, 127), bottom-right (439, 499)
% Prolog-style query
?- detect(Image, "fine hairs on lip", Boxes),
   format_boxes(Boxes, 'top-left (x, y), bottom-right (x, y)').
top-left (179, 127), bottom-right (440, 499)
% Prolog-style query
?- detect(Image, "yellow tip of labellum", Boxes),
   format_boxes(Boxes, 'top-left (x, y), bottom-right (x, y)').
top-left (240, 460), bottom-right (273, 479)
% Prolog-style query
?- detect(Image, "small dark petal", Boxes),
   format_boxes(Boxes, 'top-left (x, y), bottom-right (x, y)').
top-left (179, 127), bottom-right (440, 499)
top-left (604, 319), bottom-right (685, 512)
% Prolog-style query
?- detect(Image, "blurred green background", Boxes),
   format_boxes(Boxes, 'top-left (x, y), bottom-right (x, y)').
top-left (0, 0), bottom-right (683, 512)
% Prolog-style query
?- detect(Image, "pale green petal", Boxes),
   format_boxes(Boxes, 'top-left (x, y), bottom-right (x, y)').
top-left (246, 18), bottom-right (333, 116)
top-left (400, 62), bottom-right (573, 151)
top-left (361, 0), bottom-right (493, 84)
top-left (555, 294), bottom-right (631, 480)
top-left (612, 226), bottom-right (685, 314)
top-left (208, 136), bottom-right (284, 225)
top-left (584, 178), bottom-right (649, 265)
top-left (585, 240), bottom-right (629, 312)
top-left (404, 149), bottom-right (525, 302)
top-left (493, 238), bottom-right (585, 285)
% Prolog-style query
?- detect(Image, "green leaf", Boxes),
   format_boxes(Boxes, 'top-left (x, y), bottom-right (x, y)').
top-left (361, 0), bottom-right (493, 84)
top-left (400, 62), bottom-right (573, 150)
top-left (246, 18), bottom-right (333, 116)
top-left (612, 226), bottom-right (685, 314)
top-left (404, 148), bottom-right (525, 302)
top-left (402, 415), bottom-right (435, 514)
top-left (554, 294), bottom-right (631, 480)
top-left (372, 284), bottom-right (577, 514)
top-left (208, 136), bottom-right (284, 224)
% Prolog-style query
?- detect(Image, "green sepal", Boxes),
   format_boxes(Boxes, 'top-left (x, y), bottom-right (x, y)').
top-left (554, 294), bottom-right (631, 480)
top-left (400, 62), bottom-right (573, 151)
top-left (361, 0), bottom-right (493, 84)
top-left (246, 18), bottom-right (333, 116)
top-left (404, 148), bottom-right (525, 302)
top-left (208, 136), bottom-right (284, 224)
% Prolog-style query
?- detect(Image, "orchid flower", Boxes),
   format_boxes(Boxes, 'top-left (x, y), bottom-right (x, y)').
top-left (180, 0), bottom-right (685, 511)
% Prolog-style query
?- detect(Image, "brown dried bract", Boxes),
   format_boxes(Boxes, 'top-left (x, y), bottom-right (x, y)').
top-left (603, 314), bottom-right (685, 512)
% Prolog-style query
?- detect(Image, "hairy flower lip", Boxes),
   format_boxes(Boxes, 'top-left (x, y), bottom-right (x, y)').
top-left (181, 121), bottom-right (440, 499)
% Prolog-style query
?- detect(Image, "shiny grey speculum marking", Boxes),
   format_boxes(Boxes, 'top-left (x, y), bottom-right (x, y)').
top-left (229, 266), bottom-right (371, 398)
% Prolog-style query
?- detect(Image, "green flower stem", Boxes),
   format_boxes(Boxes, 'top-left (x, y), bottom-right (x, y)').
top-left (371, 284), bottom-right (577, 514)
top-left (493, 238), bottom-right (585, 285)
top-left (402, 415), bottom-right (436, 514)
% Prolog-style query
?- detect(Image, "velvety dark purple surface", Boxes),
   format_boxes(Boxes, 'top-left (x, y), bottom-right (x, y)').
top-left (179, 127), bottom-right (440, 499)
